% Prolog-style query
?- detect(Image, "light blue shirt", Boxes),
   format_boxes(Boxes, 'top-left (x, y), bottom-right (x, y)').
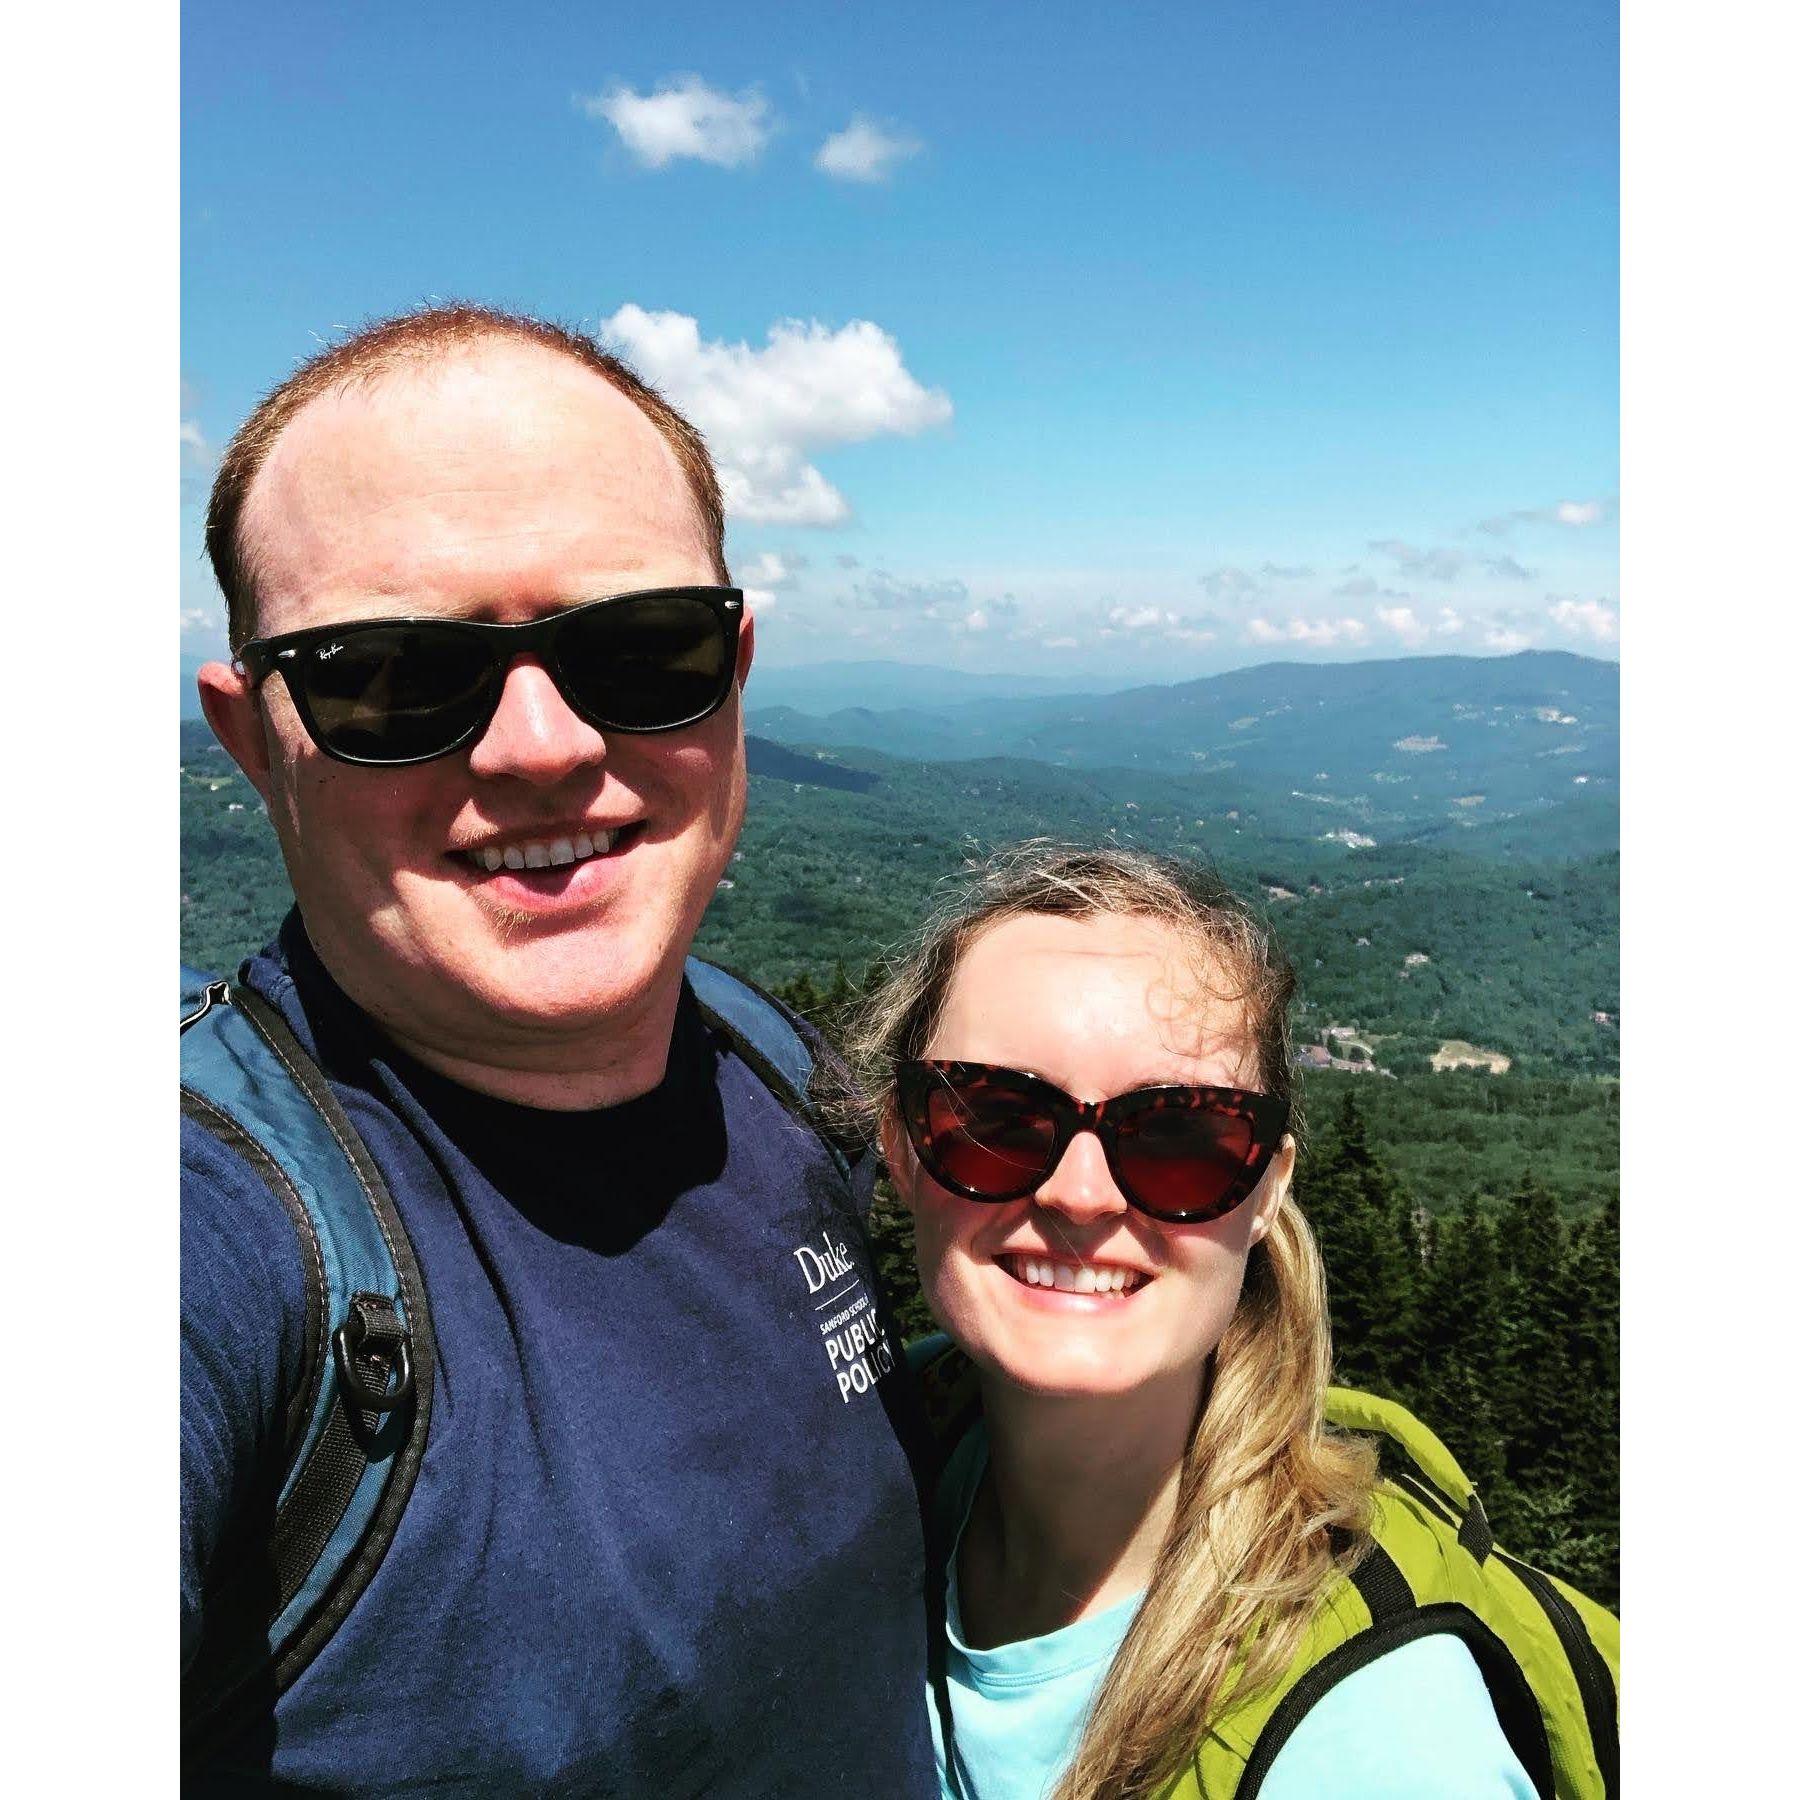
top-left (930, 1427), bottom-right (1535, 1800)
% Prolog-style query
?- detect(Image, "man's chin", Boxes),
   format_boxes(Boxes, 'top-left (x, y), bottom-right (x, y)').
top-left (456, 945), bottom-right (679, 1034)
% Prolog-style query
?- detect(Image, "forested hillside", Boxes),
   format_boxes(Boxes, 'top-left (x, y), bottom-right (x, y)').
top-left (180, 646), bottom-right (1620, 1601)
top-left (183, 722), bottom-right (1617, 1078)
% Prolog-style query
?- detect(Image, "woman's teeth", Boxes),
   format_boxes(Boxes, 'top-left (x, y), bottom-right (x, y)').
top-left (1007, 1256), bottom-right (1144, 1295)
top-left (471, 829), bottom-right (618, 874)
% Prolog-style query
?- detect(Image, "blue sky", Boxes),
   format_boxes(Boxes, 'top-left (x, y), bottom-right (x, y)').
top-left (181, 0), bottom-right (1619, 680)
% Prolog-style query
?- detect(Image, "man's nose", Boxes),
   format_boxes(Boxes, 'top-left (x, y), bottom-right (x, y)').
top-left (465, 657), bottom-right (608, 785)
top-left (1032, 1128), bottom-right (1131, 1225)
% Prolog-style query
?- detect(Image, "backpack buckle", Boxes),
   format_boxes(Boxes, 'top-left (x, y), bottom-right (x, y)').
top-left (332, 1293), bottom-right (415, 1413)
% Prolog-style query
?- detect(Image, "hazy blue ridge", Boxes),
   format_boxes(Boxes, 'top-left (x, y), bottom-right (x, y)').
top-left (749, 651), bottom-right (1618, 818)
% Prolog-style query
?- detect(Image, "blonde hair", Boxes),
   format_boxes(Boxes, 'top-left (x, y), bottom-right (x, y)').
top-left (845, 843), bottom-right (1377, 1799)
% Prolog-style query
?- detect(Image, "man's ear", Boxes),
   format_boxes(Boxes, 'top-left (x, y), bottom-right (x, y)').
top-left (735, 609), bottom-right (756, 689)
top-left (197, 660), bottom-right (276, 803)
top-left (1247, 1134), bottom-right (1297, 1247)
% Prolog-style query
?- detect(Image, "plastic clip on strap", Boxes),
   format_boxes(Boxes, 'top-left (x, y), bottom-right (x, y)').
top-left (332, 1293), bottom-right (414, 1415)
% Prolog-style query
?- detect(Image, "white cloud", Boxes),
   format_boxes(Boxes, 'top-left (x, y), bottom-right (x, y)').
top-left (580, 77), bottom-right (772, 170)
top-left (1377, 606), bottom-right (1428, 647)
top-left (1483, 624), bottom-right (1532, 651)
top-left (1108, 604), bottom-right (1172, 632)
top-left (960, 608), bottom-right (989, 633)
top-left (1375, 604), bottom-right (1472, 647)
top-left (181, 417), bottom-right (215, 471)
top-left (180, 604), bottom-right (222, 637)
top-left (738, 550), bottom-right (794, 589)
top-left (1245, 615), bottom-right (1371, 647)
top-left (604, 305), bottom-right (951, 525)
top-left (1477, 496), bottom-right (1615, 535)
top-left (1043, 635), bottom-right (1078, 651)
top-left (1094, 605), bottom-right (1216, 645)
top-left (814, 115), bottom-right (922, 183)
top-left (1548, 597), bottom-right (1619, 642)
top-left (742, 588), bottom-right (778, 615)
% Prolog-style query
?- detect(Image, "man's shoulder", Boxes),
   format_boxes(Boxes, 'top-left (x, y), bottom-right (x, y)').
top-left (181, 1106), bottom-right (311, 1315)
top-left (685, 956), bottom-right (871, 1178)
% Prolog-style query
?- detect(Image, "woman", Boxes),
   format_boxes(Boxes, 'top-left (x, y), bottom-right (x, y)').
top-left (848, 845), bottom-right (1543, 1800)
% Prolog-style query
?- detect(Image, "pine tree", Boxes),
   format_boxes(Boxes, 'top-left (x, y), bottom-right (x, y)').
top-left (1302, 1092), bottom-right (1419, 1398)
top-left (776, 969), bottom-right (823, 1026)
top-left (822, 961), bottom-right (856, 1039)
top-left (1415, 1195), bottom-right (1507, 1496)
top-left (1559, 1195), bottom-right (1619, 1604)
top-left (1493, 1174), bottom-right (1576, 1494)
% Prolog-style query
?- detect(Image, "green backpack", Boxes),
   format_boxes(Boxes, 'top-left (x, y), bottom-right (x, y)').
top-left (909, 1337), bottom-right (1618, 1800)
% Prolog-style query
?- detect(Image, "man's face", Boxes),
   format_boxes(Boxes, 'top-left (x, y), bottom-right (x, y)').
top-left (201, 339), bottom-right (751, 1072)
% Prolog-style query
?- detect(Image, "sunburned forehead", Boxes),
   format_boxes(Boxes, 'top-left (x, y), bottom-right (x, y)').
top-left (929, 910), bottom-right (1262, 1094)
top-left (237, 336), bottom-right (711, 636)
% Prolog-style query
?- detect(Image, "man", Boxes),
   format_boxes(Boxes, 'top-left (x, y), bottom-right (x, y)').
top-left (183, 307), bottom-right (937, 1795)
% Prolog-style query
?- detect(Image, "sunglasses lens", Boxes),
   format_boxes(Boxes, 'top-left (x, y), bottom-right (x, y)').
top-left (556, 592), bottom-right (733, 731)
top-left (298, 627), bottom-right (495, 763)
top-left (915, 1076), bottom-right (1057, 1199)
top-left (1115, 1104), bottom-right (1257, 1218)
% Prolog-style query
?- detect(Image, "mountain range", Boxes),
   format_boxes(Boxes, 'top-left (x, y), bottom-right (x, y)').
top-left (750, 650), bottom-right (1617, 856)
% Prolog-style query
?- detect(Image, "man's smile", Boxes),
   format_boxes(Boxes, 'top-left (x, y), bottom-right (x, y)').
top-left (454, 820), bottom-right (644, 874)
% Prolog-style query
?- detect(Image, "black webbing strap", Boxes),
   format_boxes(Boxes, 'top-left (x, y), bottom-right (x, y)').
top-left (267, 1295), bottom-right (412, 1613)
top-left (1457, 1491), bottom-right (1496, 1563)
top-left (1345, 1536), bottom-right (1415, 1623)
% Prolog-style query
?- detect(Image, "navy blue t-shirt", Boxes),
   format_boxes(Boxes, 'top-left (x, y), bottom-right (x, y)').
top-left (181, 920), bottom-right (937, 1796)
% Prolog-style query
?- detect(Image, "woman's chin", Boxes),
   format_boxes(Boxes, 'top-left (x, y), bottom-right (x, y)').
top-left (959, 1327), bottom-right (1159, 1401)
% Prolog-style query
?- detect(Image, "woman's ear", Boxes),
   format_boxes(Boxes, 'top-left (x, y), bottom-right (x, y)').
top-left (1247, 1133), bottom-right (1297, 1247)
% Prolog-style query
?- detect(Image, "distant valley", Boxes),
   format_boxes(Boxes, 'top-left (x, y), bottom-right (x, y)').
top-left (181, 649), bottom-right (1618, 1090)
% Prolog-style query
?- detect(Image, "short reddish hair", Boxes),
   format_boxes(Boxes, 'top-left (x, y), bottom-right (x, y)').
top-left (205, 303), bottom-right (729, 649)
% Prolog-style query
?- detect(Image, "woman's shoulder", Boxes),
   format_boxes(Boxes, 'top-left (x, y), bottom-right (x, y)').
top-left (1255, 1633), bottom-right (1536, 1800)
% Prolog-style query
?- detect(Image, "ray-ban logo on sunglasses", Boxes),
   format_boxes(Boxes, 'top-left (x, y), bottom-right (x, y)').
top-left (315, 642), bottom-right (345, 660)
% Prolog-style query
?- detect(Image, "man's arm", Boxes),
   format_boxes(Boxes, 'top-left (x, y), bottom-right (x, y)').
top-left (180, 1117), bottom-right (310, 1670)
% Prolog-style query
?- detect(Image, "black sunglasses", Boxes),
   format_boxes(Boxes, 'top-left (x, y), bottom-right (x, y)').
top-left (894, 1060), bottom-right (1289, 1225)
top-left (237, 586), bottom-right (745, 767)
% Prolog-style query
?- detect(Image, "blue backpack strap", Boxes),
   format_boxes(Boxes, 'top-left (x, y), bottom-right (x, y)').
top-left (179, 969), bottom-right (434, 1753)
top-left (684, 956), bottom-right (855, 1180)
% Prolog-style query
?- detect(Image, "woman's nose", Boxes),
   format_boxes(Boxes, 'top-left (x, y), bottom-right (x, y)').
top-left (465, 657), bottom-right (609, 785)
top-left (1032, 1128), bottom-right (1131, 1224)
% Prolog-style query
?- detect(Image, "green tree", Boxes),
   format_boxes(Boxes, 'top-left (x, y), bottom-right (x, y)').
top-left (775, 970), bottom-right (823, 1026)
top-left (1303, 1092), bottom-right (1419, 1398)
top-left (1492, 1175), bottom-right (1576, 1495)
top-left (1415, 1196), bottom-right (1507, 1496)
top-left (1556, 1195), bottom-right (1619, 1602)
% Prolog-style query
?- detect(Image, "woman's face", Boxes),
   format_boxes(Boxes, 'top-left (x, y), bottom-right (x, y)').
top-left (885, 911), bottom-right (1294, 1399)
